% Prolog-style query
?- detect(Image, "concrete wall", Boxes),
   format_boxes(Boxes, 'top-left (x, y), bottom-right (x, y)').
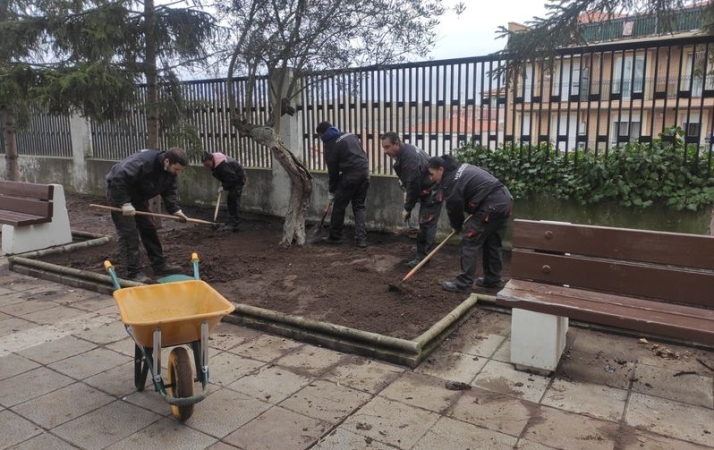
top-left (1, 110), bottom-right (711, 241)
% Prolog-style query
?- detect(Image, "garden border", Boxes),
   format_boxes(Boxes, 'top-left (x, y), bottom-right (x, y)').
top-left (7, 234), bottom-right (496, 367)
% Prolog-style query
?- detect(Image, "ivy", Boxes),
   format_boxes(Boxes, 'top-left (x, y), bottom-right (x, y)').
top-left (454, 127), bottom-right (714, 212)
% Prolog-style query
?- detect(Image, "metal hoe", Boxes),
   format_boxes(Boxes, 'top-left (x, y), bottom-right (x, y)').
top-left (389, 214), bottom-right (473, 294)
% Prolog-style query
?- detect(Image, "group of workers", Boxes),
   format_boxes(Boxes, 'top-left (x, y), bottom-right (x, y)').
top-left (105, 122), bottom-right (513, 293)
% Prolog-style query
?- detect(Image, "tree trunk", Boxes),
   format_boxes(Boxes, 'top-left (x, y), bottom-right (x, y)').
top-left (234, 120), bottom-right (312, 246)
top-left (3, 113), bottom-right (19, 181)
top-left (144, 0), bottom-right (162, 227)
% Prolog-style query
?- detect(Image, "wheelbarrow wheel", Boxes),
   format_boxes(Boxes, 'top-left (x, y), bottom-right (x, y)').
top-left (167, 347), bottom-right (194, 422)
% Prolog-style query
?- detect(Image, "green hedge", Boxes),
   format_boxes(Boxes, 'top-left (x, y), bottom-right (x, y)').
top-left (454, 128), bottom-right (714, 212)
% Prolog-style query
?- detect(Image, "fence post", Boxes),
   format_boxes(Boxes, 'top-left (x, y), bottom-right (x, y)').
top-left (269, 67), bottom-right (301, 216)
top-left (69, 113), bottom-right (92, 192)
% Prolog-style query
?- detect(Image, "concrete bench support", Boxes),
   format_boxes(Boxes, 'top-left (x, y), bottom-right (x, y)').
top-left (2, 184), bottom-right (72, 254)
top-left (510, 308), bottom-right (568, 374)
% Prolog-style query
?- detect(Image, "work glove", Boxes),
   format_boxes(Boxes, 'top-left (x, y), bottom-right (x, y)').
top-left (397, 179), bottom-right (405, 191)
top-left (402, 209), bottom-right (411, 222)
top-left (328, 192), bottom-right (335, 202)
top-left (121, 203), bottom-right (136, 216)
top-left (174, 210), bottom-right (188, 223)
top-left (217, 186), bottom-right (223, 194)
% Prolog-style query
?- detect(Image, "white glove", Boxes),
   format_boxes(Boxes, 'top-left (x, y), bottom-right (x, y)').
top-left (121, 203), bottom-right (136, 216)
top-left (174, 210), bottom-right (188, 223)
top-left (217, 186), bottom-right (223, 193)
top-left (328, 192), bottom-right (335, 202)
top-left (402, 209), bottom-right (411, 222)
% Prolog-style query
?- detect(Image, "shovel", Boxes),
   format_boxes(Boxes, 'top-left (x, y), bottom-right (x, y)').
top-left (308, 201), bottom-right (332, 243)
top-left (211, 190), bottom-right (222, 230)
top-left (389, 214), bottom-right (473, 294)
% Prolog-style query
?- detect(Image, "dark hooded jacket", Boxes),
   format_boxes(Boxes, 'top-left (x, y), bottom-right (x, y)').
top-left (209, 152), bottom-right (246, 189)
top-left (392, 143), bottom-right (433, 211)
top-left (105, 150), bottom-right (181, 214)
top-left (440, 163), bottom-right (507, 229)
top-left (321, 127), bottom-right (369, 193)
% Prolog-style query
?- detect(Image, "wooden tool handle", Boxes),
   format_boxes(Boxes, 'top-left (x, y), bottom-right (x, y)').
top-left (89, 204), bottom-right (215, 225)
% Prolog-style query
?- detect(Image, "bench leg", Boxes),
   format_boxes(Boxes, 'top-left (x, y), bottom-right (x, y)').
top-left (510, 309), bottom-right (569, 374)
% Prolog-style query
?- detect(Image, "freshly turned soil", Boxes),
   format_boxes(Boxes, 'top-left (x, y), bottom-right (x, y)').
top-left (39, 193), bottom-right (510, 340)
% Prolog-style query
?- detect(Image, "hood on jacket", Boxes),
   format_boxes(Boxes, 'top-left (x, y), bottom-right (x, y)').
top-left (321, 127), bottom-right (341, 143)
top-left (212, 152), bottom-right (227, 167)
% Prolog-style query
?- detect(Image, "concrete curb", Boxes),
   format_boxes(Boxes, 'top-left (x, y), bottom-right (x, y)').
top-left (7, 234), bottom-right (497, 367)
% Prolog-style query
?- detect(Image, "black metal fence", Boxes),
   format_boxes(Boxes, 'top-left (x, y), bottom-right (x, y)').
top-left (4, 34), bottom-right (714, 174)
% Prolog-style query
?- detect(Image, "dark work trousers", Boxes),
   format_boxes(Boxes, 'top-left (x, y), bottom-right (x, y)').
top-left (415, 194), bottom-right (443, 260)
top-left (225, 185), bottom-right (243, 225)
top-left (110, 201), bottom-right (167, 277)
top-left (453, 187), bottom-right (513, 289)
top-left (329, 174), bottom-right (370, 242)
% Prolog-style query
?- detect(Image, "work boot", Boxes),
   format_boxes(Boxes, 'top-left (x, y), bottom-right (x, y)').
top-left (405, 258), bottom-right (428, 269)
top-left (355, 239), bottom-right (367, 248)
top-left (127, 272), bottom-right (152, 284)
top-left (442, 280), bottom-right (470, 293)
top-left (222, 222), bottom-right (240, 232)
top-left (476, 277), bottom-right (503, 289)
top-left (321, 236), bottom-right (343, 245)
top-left (153, 263), bottom-right (182, 276)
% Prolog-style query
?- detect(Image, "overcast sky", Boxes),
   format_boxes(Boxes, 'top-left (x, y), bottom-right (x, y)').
top-left (425, 0), bottom-right (550, 60)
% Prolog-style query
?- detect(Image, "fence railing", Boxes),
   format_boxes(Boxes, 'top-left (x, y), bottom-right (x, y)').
top-left (3, 34), bottom-right (714, 175)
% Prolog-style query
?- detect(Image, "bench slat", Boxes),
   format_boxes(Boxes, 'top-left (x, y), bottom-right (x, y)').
top-left (498, 280), bottom-right (714, 345)
top-left (513, 219), bottom-right (714, 270)
top-left (0, 196), bottom-right (53, 218)
top-left (0, 210), bottom-right (52, 226)
top-left (0, 181), bottom-right (53, 201)
top-left (512, 249), bottom-right (714, 308)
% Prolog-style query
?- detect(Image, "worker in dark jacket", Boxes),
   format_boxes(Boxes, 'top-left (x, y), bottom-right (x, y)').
top-left (203, 151), bottom-right (247, 232)
top-left (316, 121), bottom-right (370, 247)
top-left (106, 148), bottom-right (189, 283)
top-left (381, 132), bottom-right (442, 267)
top-left (427, 155), bottom-right (513, 293)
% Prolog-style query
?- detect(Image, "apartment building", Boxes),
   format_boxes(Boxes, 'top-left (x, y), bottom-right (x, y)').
top-left (506, 5), bottom-right (713, 153)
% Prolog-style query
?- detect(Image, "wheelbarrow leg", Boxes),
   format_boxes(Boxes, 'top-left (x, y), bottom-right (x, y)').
top-left (190, 341), bottom-right (204, 384)
top-left (134, 344), bottom-right (150, 391)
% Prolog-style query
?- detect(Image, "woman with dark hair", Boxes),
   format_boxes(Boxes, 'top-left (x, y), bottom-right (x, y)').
top-left (427, 155), bottom-right (513, 293)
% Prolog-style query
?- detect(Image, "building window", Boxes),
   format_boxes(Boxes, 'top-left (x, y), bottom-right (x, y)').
top-left (612, 121), bottom-right (641, 142)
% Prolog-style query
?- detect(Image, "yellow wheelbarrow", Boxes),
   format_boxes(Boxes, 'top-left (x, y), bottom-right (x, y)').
top-left (104, 253), bottom-right (235, 422)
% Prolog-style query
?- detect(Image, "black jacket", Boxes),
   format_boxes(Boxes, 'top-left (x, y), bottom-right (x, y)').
top-left (212, 158), bottom-right (246, 189)
top-left (392, 143), bottom-right (433, 211)
top-left (322, 127), bottom-right (369, 193)
top-left (440, 163), bottom-right (507, 229)
top-left (105, 150), bottom-right (181, 214)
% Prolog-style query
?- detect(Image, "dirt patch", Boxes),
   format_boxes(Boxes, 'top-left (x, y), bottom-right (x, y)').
top-left (38, 192), bottom-right (510, 340)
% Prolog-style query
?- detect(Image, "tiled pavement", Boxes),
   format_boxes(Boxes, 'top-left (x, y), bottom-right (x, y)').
top-left (1, 258), bottom-right (713, 450)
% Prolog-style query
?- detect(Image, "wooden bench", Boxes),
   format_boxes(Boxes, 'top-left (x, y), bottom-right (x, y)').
top-left (496, 219), bottom-right (714, 374)
top-left (0, 181), bottom-right (72, 254)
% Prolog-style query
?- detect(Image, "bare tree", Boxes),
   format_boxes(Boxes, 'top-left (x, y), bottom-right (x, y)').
top-left (218, 0), bottom-right (464, 247)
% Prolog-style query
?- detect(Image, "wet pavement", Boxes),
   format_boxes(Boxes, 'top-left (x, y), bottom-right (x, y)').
top-left (1, 257), bottom-right (713, 450)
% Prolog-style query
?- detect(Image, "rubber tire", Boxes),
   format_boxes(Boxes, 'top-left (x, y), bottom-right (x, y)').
top-left (167, 347), bottom-right (195, 422)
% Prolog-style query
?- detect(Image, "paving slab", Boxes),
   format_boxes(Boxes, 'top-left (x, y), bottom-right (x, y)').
top-left (48, 347), bottom-right (128, 379)
top-left (228, 334), bottom-right (303, 362)
top-left (342, 396), bottom-right (441, 449)
top-left (82, 361), bottom-right (140, 397)
top-left (0, 366), bottom-right (74, 407)
top-left (105, 417), bottom-right (218, 450)
top-left (378, 371), bottom-right (462, 413)
top-left (0, 353), bottom-right (40, 381)
top-left (73, 320), bottom-right (130, 345)
top-left (17, 334), bottom-right (97, 365)
top-left (416, 350), bottom-right (488, 383)
top-left (6, 432), bottom-right (78, 450)
top-left (272, 344), bottom-right (346, 377)
top-left (312, 427), bottom-right (394, 449)
top-left (19, 304), bottom-right (87, 325)
top-left (184, 387), bottom-right (271, 439)
top-left (11, 381), bottom-right (115, 428)
top-left (52, 400), bottom-right (162, 450)
top-left (448, 387), bottom-right (536, 437)
top-left (541, 378), bottom-right (628, 422)
top-left (223, 405), bottom-right (330, 450)
top-left (521, 406), bottom-right (619, 450)
top-left (227, 364), bottom-right (313, 404)
top-left (558, 349), bottom-right (635, 389)
top-left (412, 416), bottom-right (517, 449)
top-left (321, 355), bottom-right (404, 394)
top-left (280, 379), bottom-right (372, 423)
top-left (208, 322), bottom-right (263, 351)
top-left (472, 359), bottom-right (551, 403)
top-left (625, 392), bottom-right (714, 447)
top-left (0, 409), bottom-right (43, 448)
top-left (205, 351), bottom-right (266, 387)
top-left (616, 427), bottom-right (714, 450)
top-left (632, 362), bottom-right (714, 408)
